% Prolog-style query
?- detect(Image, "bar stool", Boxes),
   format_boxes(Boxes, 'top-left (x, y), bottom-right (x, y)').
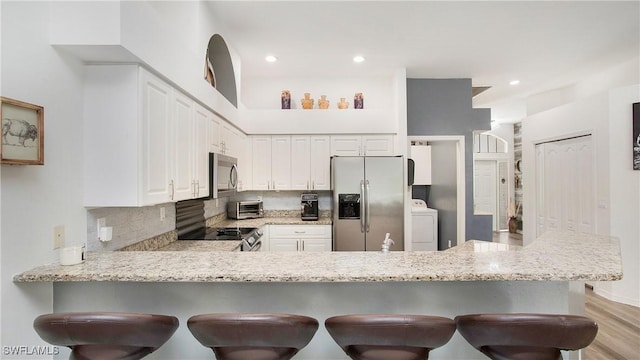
top-left (455, 313), bottom-right (598, 360)
top-left (187, 313), bottom-right (319, 360)
top-left (324, 314), bottom-right (456, 360)
top-left (33, 312), bottom-right (179, 360)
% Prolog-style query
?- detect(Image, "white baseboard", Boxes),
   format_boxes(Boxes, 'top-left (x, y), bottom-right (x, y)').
top-left (595, 287), bottom-right (640, 307)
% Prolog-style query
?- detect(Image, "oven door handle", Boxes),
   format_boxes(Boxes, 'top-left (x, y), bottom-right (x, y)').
top-left (252, 240), bottom-right (262, 252)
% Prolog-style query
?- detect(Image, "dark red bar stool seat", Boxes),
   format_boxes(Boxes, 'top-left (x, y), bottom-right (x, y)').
top-left (324, 314), bottom-right (456, 360)
top-left (455, 313), bottom-right (598, 360)
top-left (187, 313), bottom-right (319, 360)
top-left (33, 312), bottom-right (179, 360)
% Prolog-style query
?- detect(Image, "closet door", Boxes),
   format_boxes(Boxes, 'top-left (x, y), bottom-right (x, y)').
top-left (536, 136), bottom-right (594, 237)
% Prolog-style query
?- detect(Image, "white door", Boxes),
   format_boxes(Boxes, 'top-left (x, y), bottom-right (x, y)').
top-left (536, 135), bottom-right (594, 236)
top-left (497, 161), bottom-right (509, 230)
top-left (474, 160), bottom-right (498, 230)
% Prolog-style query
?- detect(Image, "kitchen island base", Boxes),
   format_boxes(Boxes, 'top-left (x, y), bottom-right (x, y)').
top-left (52, 281), bottom-right (585, 360)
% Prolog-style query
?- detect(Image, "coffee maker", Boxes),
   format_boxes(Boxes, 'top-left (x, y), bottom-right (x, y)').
top-left (301, 193), bottom-right (319, 221)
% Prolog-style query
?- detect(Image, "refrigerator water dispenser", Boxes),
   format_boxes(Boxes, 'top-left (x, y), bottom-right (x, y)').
top-left (338, 194), bottom-right (360, 219)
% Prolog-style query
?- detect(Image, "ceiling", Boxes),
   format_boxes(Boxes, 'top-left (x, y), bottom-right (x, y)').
top-left (204, 1), bottom-right (639, 123)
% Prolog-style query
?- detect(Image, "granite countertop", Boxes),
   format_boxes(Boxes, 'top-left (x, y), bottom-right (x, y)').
top-left (14, 231), bottom-right (622, 283)
top-left (211, 216), bottom-right (333, 228)
top-left (156, 240), bottom-right (241, 252)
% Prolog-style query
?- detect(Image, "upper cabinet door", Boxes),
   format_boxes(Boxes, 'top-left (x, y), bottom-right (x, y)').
top-left (252, 136), bottom-right (272, 190)
top-left (291, 136), bottom-right (311, 190)
top-left (330, 135), bottom-right (361, 156)
top-left (362, 135), bottom-right (394, 156)
top-left (309, 135), bottom-right (330, 190)
top-left (171, 90), bottom-right (195, 201)
top-left (140, 69), bottom-right (173, 205)
top-left (271, 136), bottom-right (291, 190)
top-left (194, 103), bottom-right (211, 198)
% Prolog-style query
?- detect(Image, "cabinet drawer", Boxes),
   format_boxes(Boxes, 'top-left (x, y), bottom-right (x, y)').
top-left (269, 225), bottom-right (331, 238)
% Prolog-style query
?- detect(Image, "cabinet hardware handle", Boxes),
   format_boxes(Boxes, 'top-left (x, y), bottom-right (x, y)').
top-left (294, 231), bottom-right (305, 234)
top-left (196, 180), bottom-right (200, 197)
top-left (169, 180), bottom-right (175, 200)
top-left (296, 241), bottom-right (299, 251)
top-left (301, 240), bottom-right (305, 251)
top-left (307, 180), bottom-right (309, 190)
top-left (312, 180), bottom-right (315, 190)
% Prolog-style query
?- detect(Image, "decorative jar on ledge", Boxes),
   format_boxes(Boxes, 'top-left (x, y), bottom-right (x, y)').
top-left (281, 90), bottom-right (291, 109)
top-left (301, 93), bottom-right (314, 109)
top-left (318, 95), bottom-right (329, 109)
top-left (337, 97), bottom-right (349, 109)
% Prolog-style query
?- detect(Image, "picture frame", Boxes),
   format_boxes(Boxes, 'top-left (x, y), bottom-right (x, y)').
top-left (634, 102), bottom-right (639, 170)
top-left (1, 96), bottom-right (44, 165)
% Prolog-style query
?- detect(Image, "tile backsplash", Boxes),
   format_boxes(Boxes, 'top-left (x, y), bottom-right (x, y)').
top-left (86, 191), bottom-right (331, 251)
top-left (86, 204), bottom-right (177, 251)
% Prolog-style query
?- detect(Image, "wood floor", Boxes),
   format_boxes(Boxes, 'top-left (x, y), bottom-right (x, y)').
top-left (491, 232), bottom-right (639, 358)
top-left (584, 286), bottom-right (640, 359)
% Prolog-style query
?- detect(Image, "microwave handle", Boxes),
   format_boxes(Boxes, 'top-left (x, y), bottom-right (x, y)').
top-left (230, 164), bottom-right (238, 189)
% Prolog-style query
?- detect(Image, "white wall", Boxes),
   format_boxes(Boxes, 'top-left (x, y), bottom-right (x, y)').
top-left (522, 58), bottom-right (640, 306)
top-left (603, 85), bottom-right (640, 306)
top-left (1, 2), bottom-right (86, 357)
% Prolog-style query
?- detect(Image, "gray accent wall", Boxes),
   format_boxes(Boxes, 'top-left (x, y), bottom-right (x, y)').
top-left (407, 78), bottom-right (493, 241)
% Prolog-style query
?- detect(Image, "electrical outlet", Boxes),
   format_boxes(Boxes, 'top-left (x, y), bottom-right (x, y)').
top-left (160, 207), bottom-right (166, 221)
top-left (53, 225), bottom-right (65, 249)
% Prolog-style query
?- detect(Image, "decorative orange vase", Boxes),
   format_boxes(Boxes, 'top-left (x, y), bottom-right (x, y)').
top-left (301, 93), bottom-right (314, 109)
top-left (318, 95), bottom-right (329, 109)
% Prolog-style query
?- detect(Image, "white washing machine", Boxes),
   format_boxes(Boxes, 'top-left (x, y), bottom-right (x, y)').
top-left (411, 199), bottom-right (438, 251)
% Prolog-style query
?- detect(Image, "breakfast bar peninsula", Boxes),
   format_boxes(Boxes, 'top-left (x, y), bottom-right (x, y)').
top-left (14, 231), bottom-right (622, 359)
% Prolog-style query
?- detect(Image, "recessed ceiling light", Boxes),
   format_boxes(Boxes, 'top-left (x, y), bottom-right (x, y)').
top-left (265, 55), bottom-right (277, 63)
top-left (353, 55), bottom-right (365, 63)
top-left (509, 80), bottom-right (520, 86)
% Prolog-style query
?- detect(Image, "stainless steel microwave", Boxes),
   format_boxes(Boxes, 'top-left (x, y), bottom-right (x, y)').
top-left (209, 153), bottom-right (238, 199)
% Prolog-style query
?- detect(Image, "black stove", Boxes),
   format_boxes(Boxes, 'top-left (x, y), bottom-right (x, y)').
top-left (175, 199), bottom-right (264, 251)
top-left (179, 227), bottom-right (259, 241)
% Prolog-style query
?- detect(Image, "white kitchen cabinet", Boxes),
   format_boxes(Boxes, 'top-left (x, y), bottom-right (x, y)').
top-left (251, 136), bottom-right (272, 190)
top-left (84, 65), bottom-right (209, 206)
top-left (291, 135), bottom-right (330, 191)
top-left (251, 136), bottom-right (291, 190)
top-left (330, 135), bottom-right (394, 156)
top-left (236, 131), bottom-right (251, 192)
top-left (171, 90), bottom-right (195, 201)
top-left (193, 103), bottom-right (212, 198)
top-left (410, 145), bottom-right (432, 185)
top-left (209, 114), bottom-right (221, 153)
top-left (271, 136), bottom-right (292, 190)
top-left (268, 225), bottom-right (332, 252)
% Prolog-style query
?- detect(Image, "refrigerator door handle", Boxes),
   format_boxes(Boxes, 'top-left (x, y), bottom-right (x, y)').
top-left (365, 180), bottom-right (371, 233)
top-left (360, 180), bottom-right (366, 233)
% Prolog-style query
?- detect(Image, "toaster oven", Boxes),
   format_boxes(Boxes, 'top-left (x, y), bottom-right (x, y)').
top-left (227, 200), bottom-right (264, 220)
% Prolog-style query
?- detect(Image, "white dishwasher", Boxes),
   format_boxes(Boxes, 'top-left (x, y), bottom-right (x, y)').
top-left (411, 199), bottom-right (438, 251)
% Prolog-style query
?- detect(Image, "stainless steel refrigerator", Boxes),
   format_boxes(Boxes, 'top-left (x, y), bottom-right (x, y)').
top-left (331, 156), bottom-right (404, 251)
